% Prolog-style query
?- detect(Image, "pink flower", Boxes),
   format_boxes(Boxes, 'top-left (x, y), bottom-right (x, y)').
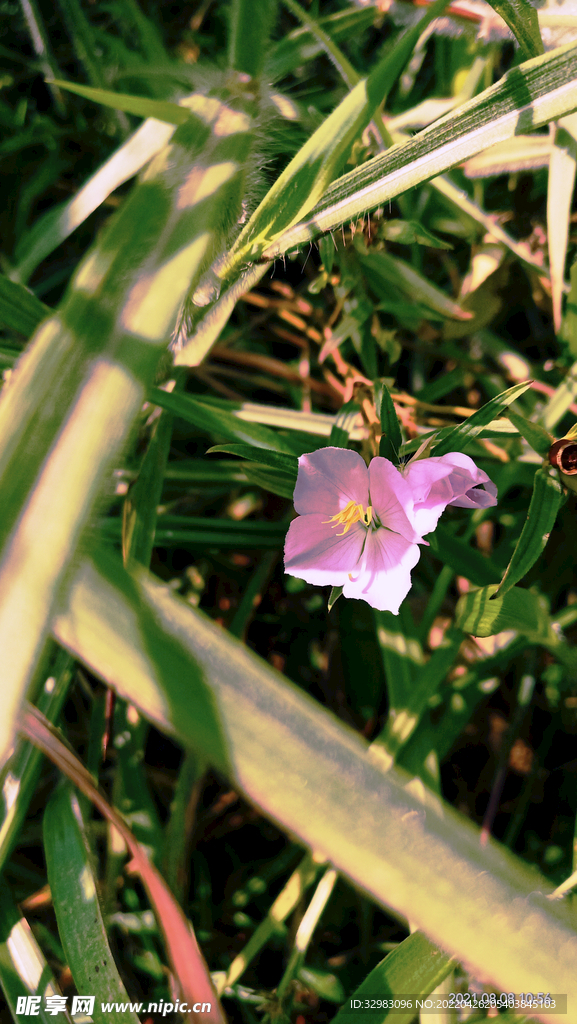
top-left (284, 447), bottom-right (424, 613)
top-left (284, 447), bottom-right (497, 613)
top-left (402, 451), bottom-right (497, 536)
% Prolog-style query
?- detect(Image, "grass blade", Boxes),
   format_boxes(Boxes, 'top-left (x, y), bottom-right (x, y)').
top-left (494, 467), bottom-right (565, 598)
top-left (431, 381), bottom-right (533, 456)
top-left (264, 41), bottom-right (577, 259)
top-left (44, 786), bottom-right (141, 1024)
top-left (49, 545), bottom-right (577, 1016)
top-left (484, 0), bottom-right (543, 58)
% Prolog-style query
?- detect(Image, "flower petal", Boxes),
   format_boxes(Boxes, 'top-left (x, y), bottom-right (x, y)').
top-left (293, 447), bottom-right (369, 516)
top-left (368, 457), bottom-right (423, 542)
top-left (284, 513), bottom-right (365, 586)
top-left (403, 452), bottom-right (498, 533)
top-left (343, 529), bottom-right (422, 613)
top-left (402, 458), bottom-right (457, 535)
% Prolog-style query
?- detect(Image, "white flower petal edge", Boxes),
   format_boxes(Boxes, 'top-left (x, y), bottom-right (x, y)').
top-left (343, 530), bottom-right (422, 614)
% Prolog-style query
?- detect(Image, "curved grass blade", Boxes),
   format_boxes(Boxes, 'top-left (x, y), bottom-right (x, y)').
top-left (50, 545), bottom-right (577, 1017)
top-left (360, 252), bottom-right (471, 321)
top-left (44, 785), bottom-right (141, 1024)
top-left (267, 7), bottom-right (376, 81)
top-left (224, 0), bottom-right (450, 267)
top-left (494, 467), bottom-right (565, 599)
top-left (431, 380), bottom-right (533, 456)
top-left (547, 114), bottom-right (577, 333)
top-left (455, 584), bottom-right (557, 643)
top-left (13, 116), bottom-right (177, 285)
top-left (263, 41), bottom-right (577, 260)
top-left (506, 407), bottom-right (553, 457)
top-left (207, 443), bottom-right (298, 477)
top-left (150, 388), bottom-right (301, 454)
top-left (0, 648), bottom-right (74, 873)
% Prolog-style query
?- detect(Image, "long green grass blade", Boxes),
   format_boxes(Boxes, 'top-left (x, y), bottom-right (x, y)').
top-left (0, 276), bottom-right (50, 336)
top-left (332, 931), bottom-right (454, 1024)
top-left (50, 544), bottom-right (577, 1018)
top-left (484, 0), bottom-right (543, 58)
top-left (44, 785), bottom-right (141, 1024)
top-left (149, 388), bottom-right (301, 454)
top-left (0, 75), bottom-right (258, 768)
top-left (225, 0), bottom-right (449, 266)
top-left (263, 41), bottom-right (577, 260)
top-left (494, 467), bottom-right (565, 598)
top-left (48, 78), bottom-right (197, 125)
top-left (432, 381), bottom-right (533, 456)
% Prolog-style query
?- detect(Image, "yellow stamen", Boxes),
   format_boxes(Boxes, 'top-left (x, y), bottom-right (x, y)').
top-left (324, 499), bottom-right (373, 536)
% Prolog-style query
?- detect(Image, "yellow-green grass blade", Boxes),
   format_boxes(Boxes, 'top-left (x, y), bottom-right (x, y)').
top-left (263, 40), bottom-right (577, 261)
top-left (224, 0), bottom-right (450, 268)
top-left (547, 113), bottom-right (577, 333)
top-left (44, 785), bottom-right (141, 1024)
top-left (0, 82), bottom-right (257, 769)
top-left (51, 544), bottom-right (577, 1019)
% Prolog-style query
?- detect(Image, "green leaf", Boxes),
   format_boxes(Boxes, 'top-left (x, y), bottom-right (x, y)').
top-left (361, 252), bottom-right (470, 321)
top-left (547, 114), bottom-right (577, 333)
top-left (332, 932), bottom-right (454, 1024)
top-left (507, 406), bottom-right (553, 456)
top-left (298, 966), bottom-right (344, 1004)
top-left (379, 219), bottom-right (453, 249)
top-left (0, 648), bottom-right (73, 874)
top-left (561, 257), bottom-right (577, 357)
top-left (377, 381), bottom-right (402, 463)
top-left (264, 41), bottom-right (577, 259)
top-left (241, 464), bottom-right (298, 499)
top-left (429, 525), bottom-right (501, 587)
top-left (226, 0), bottom-right (450, 264)
top-left (378, 627), bottom-right (463, 759)
top-left (495, 467), bottom-right (565, 598)
top-left (47, 79), bottom-right (193, 125)
top-left (328, 586), bottom-right (343, 612)
top-left (207, 443), bottom-right (298, 478)
top-left (329, 400), bottom-right (362, 448)
top-left (484, 0), bottom-right (543, 58)
top-left (100, 514), bottom-right (288, 549)
top-left (123, 407), bottom-right (174, 570)
top-left (455, 584), bottom-right (556, 642)
top-left (0, 275), bottom-right (50, 336)
top-left (53, 545), bottom-right (577, 1006)
top-left (229, 0), bottom-right (277, 78)
top-left (432, 380), bottom-right (533, 457)
top-left (44, 786), bottom-right (141, 1024)
top-left (149, 389), bottom-right (301, 455)
top-left (267, 7), bottom-right (376, 80)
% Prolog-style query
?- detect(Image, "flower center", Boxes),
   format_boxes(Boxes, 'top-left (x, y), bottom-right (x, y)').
top-left (324, 499), bottom-right (373, 536)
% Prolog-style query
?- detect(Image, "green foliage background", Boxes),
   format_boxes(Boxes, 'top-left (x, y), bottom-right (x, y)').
top-left (2, 0), bottom-right (577, 1022)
